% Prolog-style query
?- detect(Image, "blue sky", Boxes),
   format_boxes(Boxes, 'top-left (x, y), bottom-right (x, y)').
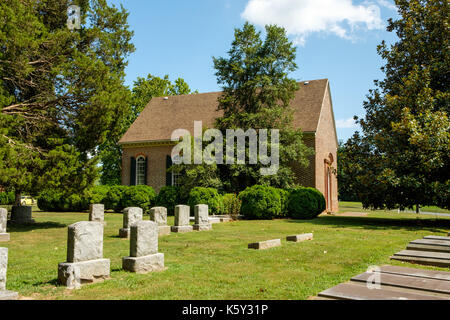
top-left (108, 0), bottom-right (399, 142)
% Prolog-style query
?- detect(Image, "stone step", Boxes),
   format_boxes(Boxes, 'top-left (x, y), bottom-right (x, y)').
top-left (407, 243), bottom-right (450, 253)
top-left (318, 282), bottom-right (448, 300)
top-left (377, 265), bottom-right (450, 281)
top-left (351, 272), bottom-right (450, 295)
top-left (423, 235), bottom-right (450, 242)
top-left (391, 250), bottom-right (450, 268)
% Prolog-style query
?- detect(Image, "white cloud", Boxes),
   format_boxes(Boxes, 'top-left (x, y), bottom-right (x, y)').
top-left (336, 117), bottom-right (358, 129)
top-left (241, 0), bottom-right (384, 45)
top-left (376, 0), bottom-right (397, 11)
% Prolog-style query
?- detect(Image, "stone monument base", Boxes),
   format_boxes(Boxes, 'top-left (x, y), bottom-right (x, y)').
top-left (10, 206), bottom-right (35, 225)
top-left (171, 225), bottom-right (193, 233)
top-left (58, 258), bottom-right (110, 286)
top-left (119, 228), bottom-right (130, 238)
top-left (122, 253), bottom-right (164, 273)
top-left (193, 224), bottom-right (212, 231)
top-left (0, 233), bottom-right (10, 242)
top-left (158, 225), bottom-right (171, 236)
top-left (0, 290), bottom-right (18, 300)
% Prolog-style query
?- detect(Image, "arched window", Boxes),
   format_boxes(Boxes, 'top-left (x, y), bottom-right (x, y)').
top-left (136, 156), bottom-right (146, 185)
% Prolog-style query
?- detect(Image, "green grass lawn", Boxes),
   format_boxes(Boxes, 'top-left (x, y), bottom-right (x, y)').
top-left (2, 205), bottom-right (449, 300)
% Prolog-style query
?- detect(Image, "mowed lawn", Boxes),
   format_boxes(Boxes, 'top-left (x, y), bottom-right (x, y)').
top-left (2, 203), bottom-right (450, 300)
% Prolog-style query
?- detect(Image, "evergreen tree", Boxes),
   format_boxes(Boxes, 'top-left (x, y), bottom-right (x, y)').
top-left (0, 0), bottom-right (134, 202)
top-left (212, 23), bottom-right (313, 192)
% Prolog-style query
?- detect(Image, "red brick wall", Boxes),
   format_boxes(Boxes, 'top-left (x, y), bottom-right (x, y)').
top-left (122, 145), bottom-right (173, 193)
top-left (314, 85), bottom-right (339, 212)
top-left (291, 136), bottom-right (316, 188)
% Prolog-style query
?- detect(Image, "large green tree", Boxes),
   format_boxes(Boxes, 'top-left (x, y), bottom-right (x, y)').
top-left (212, 23), bottom-right (313, 192)
top-left (99, 74), bottom-right (195, 185)
top-left (0, 0), bottom-right (134, 202)
top-left (344, 0), bottom-right (449, 210)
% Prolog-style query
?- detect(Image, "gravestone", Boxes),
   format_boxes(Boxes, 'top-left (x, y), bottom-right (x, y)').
top-left (122, 221), bottom-right (165, 273)
top-left (10, 205), bottom-right (35, 224)
top-left (0, 209), bottom-right (9, 242)
top-left (119, 207), bottom-right (143, 238)
top-left (89, 204), bottom-right (105, 225)
top-left (58, 221), bottom-right (110, 288)
top-left (149, 207), bottom-right (171, 236)
top-left (0, 248), bottom-right (18, 300)
top-left (193, 204), bottom-right (212, 231)
top-left (171, 205), bottom-right (193, 233)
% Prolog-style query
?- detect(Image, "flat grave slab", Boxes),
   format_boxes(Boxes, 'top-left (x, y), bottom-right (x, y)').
top-left (286, 233), bottom-right (313, 242)
top-left (248, 239), bottom-right (281, 250)
top-left (315, 265), bottom-right (450, 300)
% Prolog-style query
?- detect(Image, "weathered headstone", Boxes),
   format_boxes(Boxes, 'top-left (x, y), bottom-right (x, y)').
top-left (89, 204), bottom-right (105, 225)
top-left (193, 204), bottom-right (212, 231)
top-left (122, 221), bottom-right (165, 273)
top-left (171, 205), bottom-right (193, 233)
top-left (58, 221), bottom-right (110, 288)
top-left (10, 205), bottom-right (35, 224)
top-left (150, 207), bottom-right (170, 236)
top-left (119, 207), bottom-right (143, 238)
top-left (0, 209), bottom-right (10, 242)
top-left (0, 248), bottom-right (18, 300)
top-left (248, 239), bottom-right (281, 250)
top-left (286, 233), bottom-right (314, 242)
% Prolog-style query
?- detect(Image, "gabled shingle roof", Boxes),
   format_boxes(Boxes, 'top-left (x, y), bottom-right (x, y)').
top-left (119, 79), bottom-right (329, 144)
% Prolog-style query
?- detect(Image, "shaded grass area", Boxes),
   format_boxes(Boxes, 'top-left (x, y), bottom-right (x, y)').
top-left (2, 209), bottom-right (449, 300)
top-left (339, 201), bottom-right (450, 214)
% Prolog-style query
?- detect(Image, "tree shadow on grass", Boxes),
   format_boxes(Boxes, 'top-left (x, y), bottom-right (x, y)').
top-left (287, 215), bottom-right (450, 234)
top-left (32, 278), bottom-right (60, 287)
top-left (8, 221), bottom-right (67, 233)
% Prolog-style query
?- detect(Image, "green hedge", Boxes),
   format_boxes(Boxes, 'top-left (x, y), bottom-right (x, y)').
top-left (0, 191), bottom-right (15, 205)
top-left (155, 186), bottom-right (181, 216)
top-left (287, 187), bottom-right (325, 219)
top-left (187, 187), bottom-right (223, 215)
top-left (37, 189), bottom-right (89, 212)
top-left (37, 185), bottom-right (156, 213)
top-left (239, 185), bottom-right (282, 220)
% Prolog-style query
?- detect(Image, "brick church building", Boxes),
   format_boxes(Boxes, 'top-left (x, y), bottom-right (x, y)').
top-left (119, 79), bottom-right (338, 212)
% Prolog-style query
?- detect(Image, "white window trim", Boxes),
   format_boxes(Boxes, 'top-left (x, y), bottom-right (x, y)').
top-left (136, 155), bottom-right (146, 186)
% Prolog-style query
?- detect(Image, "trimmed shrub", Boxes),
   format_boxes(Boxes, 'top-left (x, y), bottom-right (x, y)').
top-left (187, 187), bottom-right (223, 215)
top-left (87, 185), bottom-right (110, 205)
top-left (307, 187), bottom-right (326, 213)
top-left (37, 189), bottom-right (60, 211)
top-left (155, 186), bottom-right (181, 215)
top-left (239, 185), bottom-right (282, 220)
top-left (0, 191), bottom-right (15, 205)
top-left (120, 185), bottom-right (156, 213)
top-left (105, 185), bottom-right (128, 212)
top-left (274, 188), bottom-right (290, 217)
top-left (287, 187), bottom-right (325, 219)
top-left (222, 193), bottom-right (241, 219)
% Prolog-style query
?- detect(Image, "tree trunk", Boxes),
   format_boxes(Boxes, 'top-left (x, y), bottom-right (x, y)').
top-left (15, 192), bottom-right (22, 206)
top-left (416, 204), bottom-right (420, 214)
